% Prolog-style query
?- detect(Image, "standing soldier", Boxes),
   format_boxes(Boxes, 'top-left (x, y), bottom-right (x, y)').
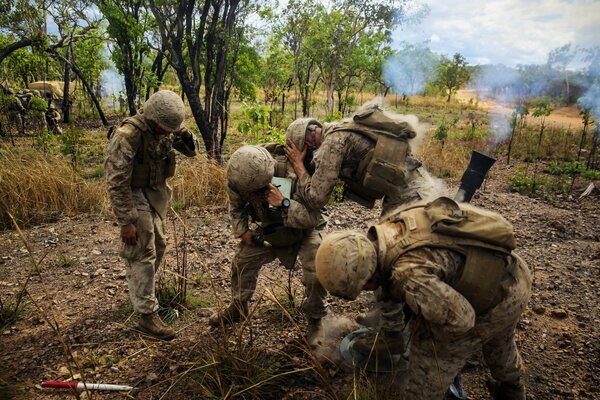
top-left (209, 144), bottom-right (328, 336)
top-left (315, 197), bottom-right (532, 400)
top-left (105, 90), bottom-right (197, 340)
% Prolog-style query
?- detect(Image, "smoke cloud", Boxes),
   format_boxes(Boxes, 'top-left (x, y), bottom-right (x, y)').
top-left (383, 43), bottom-right (440, 96)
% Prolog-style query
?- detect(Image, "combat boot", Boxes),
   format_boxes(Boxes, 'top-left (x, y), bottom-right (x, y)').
top-left (209, 301), bottom-right (248, 327)
top-left (352, 330), bottom-right (404, 356)
top-left (487, 379), bottom-right (526, 400)
top-left (137, 313), bottom-right (176, 341)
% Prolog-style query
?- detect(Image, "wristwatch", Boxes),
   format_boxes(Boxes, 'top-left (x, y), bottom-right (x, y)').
top-left (280, 198), bottom-right (291, 209)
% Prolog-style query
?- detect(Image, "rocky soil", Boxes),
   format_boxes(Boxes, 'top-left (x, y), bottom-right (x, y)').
top-left (0, 164), bottom-right (599, 400)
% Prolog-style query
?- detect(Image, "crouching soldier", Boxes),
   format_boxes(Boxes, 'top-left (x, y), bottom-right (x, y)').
top-left (105, 90), bottom-right (198, 340)
top-left (315, 197), bottom-right (532, 400)
top-left (209, 145), bottom-right (328, 336)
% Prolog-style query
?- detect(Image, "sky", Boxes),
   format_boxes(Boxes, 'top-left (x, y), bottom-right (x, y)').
top-left (395, 0), bottom-right (600, 67)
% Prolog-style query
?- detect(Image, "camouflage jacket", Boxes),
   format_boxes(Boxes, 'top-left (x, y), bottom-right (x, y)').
top-left (228, 144), bottom-right (325, 238)
top-left (296, 130), bottom-right (373, 210)
top-left (105, 114), bottom-right (197, 225)
top-left (382, 247), bottom-right (476, 333)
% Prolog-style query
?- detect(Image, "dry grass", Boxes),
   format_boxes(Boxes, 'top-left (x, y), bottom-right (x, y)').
top-left (170, 155), bottom-right (228, 209)
top-left (0, 147), bottom-right (107, 228)
top-left (416, 133), bottom-right (485, 179)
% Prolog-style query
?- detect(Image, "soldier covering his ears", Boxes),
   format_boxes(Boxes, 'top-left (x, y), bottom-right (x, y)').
top-left (106, 90), bottom-right (198, 340)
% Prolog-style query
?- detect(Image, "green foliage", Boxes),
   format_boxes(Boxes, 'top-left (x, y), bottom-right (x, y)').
top-left (323, 110), bottom-right (343, 122)
top-left (233, 42), bottom-right (261, 102)
top-left (27, 97), bottom-right (47, 112)
top-left (532, 97), bottom-right (553, 118)
top-left (436, 53), bottom-right (470, 101)
top-left (547, 161), bottom-right (600, 180)
top-left (237, 102), bottom-right (285, 143)
top-left (509, 166), bottom-right (570, 199)
top-left (58, 128), bottom-right (86, 167)
top-left (33, 131), bottom-right (55, 153)
top-left (327, 182), bottom-right (345, 204)
top-left (433, 115), bottom-right (459, 144)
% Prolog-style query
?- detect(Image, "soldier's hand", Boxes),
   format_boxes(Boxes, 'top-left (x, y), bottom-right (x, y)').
top-left (121, 224), bottom-right (137, 245)
top-left (240, 230), bottom-right (258, 246)
top-left (265, 183), bottom-right (284, 207)
top-left (285, 140), bottom-right (308, 176)
top-left (285, 140), bottom-right (307, 164)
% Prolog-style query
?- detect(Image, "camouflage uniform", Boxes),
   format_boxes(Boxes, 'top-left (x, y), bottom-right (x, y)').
top-left (296, 129), bottom-right (437, 217)
top-left (386, 247), bottom-right (532, 399)
top-left (227, 147), bottom-right (328, 320)
top-left (295, 128), bottom-right (437, 335)
top-left (315, 199), bottom-right (532, 399)
top-left (105, 113), bottom-right (197, 315)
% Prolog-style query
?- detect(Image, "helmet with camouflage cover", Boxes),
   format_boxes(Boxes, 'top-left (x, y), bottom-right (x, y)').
top-left (315, 231), bottom-right (377, 300)
top-left (142, 90), bottom-right (185, 132)
top-left (227, 145), bottom-right (276, 192)
top-left (285, 118), bottom-right (322, 151)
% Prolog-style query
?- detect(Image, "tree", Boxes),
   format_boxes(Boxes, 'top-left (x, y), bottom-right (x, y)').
top-left (277, 0), bottom-right (321, 117)
top-left (547, 44), bottom-right (575, 101)
top-left (384, 42), bottom-right (440, 98)
top-left (577, 108), bottom-right (593, 161)
top-left (532, 97), bottom-right (553, 148)
top-left (0, 0), bottom-right (45, 64)
top-left (150, 0), bottom-right (248, 161)
top-left (436, 53), bottom-right (469, 102)
top-left (98, 0), bottom-right (153, 116)
top-left (306, 0), bottom-right (406, 114)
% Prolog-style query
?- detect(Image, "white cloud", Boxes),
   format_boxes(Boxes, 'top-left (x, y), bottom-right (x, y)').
top-left (394, 0), bottom-right (600, 67)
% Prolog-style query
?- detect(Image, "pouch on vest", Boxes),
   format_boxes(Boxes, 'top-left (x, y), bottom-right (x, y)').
top-left (453, 246), bottom-right (511, 314)
top-left (260, 223), bottom-right (304, 247)
top-left (424, 197), bottom-right (516, 251)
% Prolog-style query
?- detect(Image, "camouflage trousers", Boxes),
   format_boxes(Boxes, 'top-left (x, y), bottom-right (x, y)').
top-left (120, 209), bottom-right (166, 314)
top-left (399, 259), bottom-right (533, 399)
top-left (230, 229), bottom-right (327, 320)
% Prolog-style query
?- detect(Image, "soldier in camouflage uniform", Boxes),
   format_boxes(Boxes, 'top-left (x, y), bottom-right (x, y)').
top-left (105, 90), bottom-right (197, 340)
top-left (209, 145), bottom-right (328, 335)
top-left (285, 109), bottom-right (440, 354)
top-left (284, 107), bottom-right (437, 218)
top-left (314, 197), bottom-right (532, 400)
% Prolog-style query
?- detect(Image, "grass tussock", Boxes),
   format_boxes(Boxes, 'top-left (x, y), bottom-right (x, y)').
top-left (416, 133), bottom-right (483, 179)
top-left (0, 147), bottom-right (107, 228)
top-left (170, 154), bottom-right (228, 208)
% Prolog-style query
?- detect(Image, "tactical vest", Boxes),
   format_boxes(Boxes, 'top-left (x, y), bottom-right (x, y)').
top-left (326, 107), bottom-right (417, 208)
top-left (119, 115), bottom-right (177, 189)
top-left (375, 197), bottom-right (518, 314)
top-left (246, 143), bottom-right (306, 247)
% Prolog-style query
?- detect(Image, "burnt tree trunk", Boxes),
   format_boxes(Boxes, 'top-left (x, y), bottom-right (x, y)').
top-left (61, 41), bottom-right (73, 123)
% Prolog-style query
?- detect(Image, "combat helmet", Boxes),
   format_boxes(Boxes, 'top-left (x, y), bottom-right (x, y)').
top-left (315, 231), bottom-right (377, 300)
top-left (142, 90), bottom-right (185, 132)
top-left (227, 145), bottom-right (275, 192)
top-left (285, 118), bottom-right (322, 151)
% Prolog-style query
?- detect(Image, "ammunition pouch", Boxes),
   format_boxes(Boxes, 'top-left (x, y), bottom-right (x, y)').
top-left (259, 223), bottom-right (304, 247)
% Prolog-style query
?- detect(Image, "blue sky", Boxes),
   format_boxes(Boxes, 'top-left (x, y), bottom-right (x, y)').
top-left (395, 0), bottom-right (600, 67)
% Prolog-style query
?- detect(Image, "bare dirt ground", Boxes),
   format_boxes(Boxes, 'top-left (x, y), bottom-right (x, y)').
top-left (1, 162), bottom-right (599, 399)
